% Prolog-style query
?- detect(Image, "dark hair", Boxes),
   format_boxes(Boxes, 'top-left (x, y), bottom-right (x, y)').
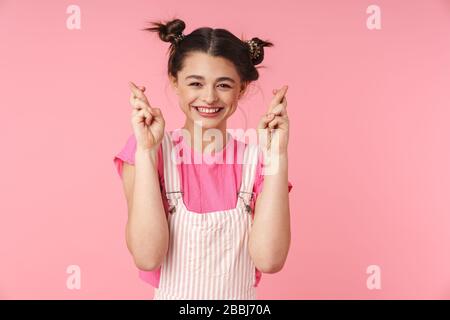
top-left (141, 18), bottom-right (274, 88)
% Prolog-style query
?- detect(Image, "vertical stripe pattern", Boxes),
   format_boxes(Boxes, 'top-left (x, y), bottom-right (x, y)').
top-left (154, 130), bottom-right (259, 300)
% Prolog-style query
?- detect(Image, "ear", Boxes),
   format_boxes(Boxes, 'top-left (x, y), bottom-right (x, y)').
top-left (169, 74), bottom-right (179, 94)
top-left (238, 81), bottom-right (249, 99)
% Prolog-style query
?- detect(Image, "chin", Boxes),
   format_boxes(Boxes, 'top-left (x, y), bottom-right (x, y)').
top-left (192, 118), bottom-right (224, 129)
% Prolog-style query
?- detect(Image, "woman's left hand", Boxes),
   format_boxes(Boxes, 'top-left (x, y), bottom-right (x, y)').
top-left (257, 85), bottom-right (289, 155)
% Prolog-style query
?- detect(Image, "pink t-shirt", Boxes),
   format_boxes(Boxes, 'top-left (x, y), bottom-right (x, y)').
top-left (113, 129), bottom-right (293, 288)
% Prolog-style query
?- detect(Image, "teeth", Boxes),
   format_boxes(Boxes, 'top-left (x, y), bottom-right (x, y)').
top-left (196, 107), bottom-right (221, 113)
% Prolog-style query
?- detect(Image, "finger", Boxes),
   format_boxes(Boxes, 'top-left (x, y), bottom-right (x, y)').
top-left (133, 108), bottom-right (152, 125)
top-left (131, 98), bottom-right (149, 111)
top-left (272, 94), bottom-right (288, 115)
top-left (135, 108), bottom-right (151, 119)
top-left (130, 93), bottom-right (148, 107)
top-left (267, 115), bottom-right (288, 130)
top-left (129, 81), bottom-right (140, 93)
top-left (275, 85), bottom-right (288, 103)
top-left (145, 110), bottom-right (153, 125)
top-left (129, 81), bottom-right (144, 98)
top-left (268, 85), bottom-right (288, 112)
top-left (129, 81), bottom-right (151, 106)
top-left (132, 102), bottom-right (153, 125)
top-left (151, 107), bottom-right (161, 115)
top-left (268, 102), bottom-right (287, 117)
top-left (257, 113), bottom-right (276, 130)
top-left (129, 92), bottom-right (145, 106)
top-left (149, 107), bottom-right (165, 125)
top-left (150, 107), bottom-right (162, 118)
top-left (132, 108), bottom-right (145, 121)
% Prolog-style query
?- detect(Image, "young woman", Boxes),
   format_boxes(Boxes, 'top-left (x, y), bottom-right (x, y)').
top-left (114, 18), bottom-right (292, 300)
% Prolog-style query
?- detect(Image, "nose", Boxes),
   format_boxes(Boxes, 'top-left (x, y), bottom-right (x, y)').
top-left (201, 85), bottom-right (218, 105)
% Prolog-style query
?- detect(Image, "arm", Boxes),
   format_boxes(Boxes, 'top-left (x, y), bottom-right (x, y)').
top-left (121, 147), bottom-right (169, 271)
top-left (249, 153), bottom-right (291, 274)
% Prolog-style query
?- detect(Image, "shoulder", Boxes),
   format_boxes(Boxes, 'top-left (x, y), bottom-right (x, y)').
top-left (113, 132), bottom-right (164, 179)
top-left (115, 133), bottom-right (137, 164)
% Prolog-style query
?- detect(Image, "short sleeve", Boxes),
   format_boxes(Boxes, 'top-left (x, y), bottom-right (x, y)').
top-left (113, 134), bottom-right (137, 179)
top-left (113, 133), bottom-right (165, 192)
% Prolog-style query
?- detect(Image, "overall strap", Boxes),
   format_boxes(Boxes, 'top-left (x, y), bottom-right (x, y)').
top-left (162, 131), bottom-right (182, 196)
top-left (239, 143), bottom-right (260, 196)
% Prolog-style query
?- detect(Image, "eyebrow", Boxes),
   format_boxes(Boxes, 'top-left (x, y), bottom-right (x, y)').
top-left (185, 75), bottom-right (236, 84)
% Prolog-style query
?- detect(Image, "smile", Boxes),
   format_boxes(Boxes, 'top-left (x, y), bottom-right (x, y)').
top-left (192, 106), bottom-right (224, 117)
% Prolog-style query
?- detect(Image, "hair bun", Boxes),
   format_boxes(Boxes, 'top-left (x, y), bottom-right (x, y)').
top-left (143, 18), bottom-right (186, 44)
top-left (246, 37), bottom-right (273, 66)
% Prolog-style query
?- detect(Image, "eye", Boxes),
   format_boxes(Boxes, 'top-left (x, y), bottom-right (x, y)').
top-left (188, 82), bottom-right (232, 89)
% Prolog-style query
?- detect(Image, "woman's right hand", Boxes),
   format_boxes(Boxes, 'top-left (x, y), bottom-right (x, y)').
top-left (129, 81), bottom-right (165, 152)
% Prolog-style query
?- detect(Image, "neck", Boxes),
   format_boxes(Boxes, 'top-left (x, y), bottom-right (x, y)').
top-left (181, 120), bottom-right (228, 154)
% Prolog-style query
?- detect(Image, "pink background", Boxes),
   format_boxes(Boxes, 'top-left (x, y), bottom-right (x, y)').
top-left (1, 0), bottom-right (450, 299)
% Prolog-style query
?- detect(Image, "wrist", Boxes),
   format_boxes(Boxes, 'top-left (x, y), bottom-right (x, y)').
top-left (135, 146), bottom-right (158, 163)
top-left (262, 149), bottom-right (288, 161)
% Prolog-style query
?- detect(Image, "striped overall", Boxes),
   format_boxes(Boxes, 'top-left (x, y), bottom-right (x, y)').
top-left (153, 131), bottom-right (259, 300)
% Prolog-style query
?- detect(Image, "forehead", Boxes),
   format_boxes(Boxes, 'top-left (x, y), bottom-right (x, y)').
top-left (179, 51), bottom-right (240, 82)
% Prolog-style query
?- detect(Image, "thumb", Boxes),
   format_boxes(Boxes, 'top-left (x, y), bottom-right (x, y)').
top-left (257, 113), bottom-right (275, 129)
top-left (150, 108), bottom-right (164, 123)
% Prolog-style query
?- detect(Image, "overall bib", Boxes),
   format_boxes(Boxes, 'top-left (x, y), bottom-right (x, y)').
top-left (153, 131), bottom-right (259, 300)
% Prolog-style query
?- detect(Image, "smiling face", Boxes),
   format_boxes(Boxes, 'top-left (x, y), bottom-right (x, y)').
top-left (170, 51), bottom-right (248, 131)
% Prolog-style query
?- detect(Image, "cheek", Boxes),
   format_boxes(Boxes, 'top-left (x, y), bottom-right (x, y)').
top-left (226, 95), bottom-right (240, 109)
top-left (178, 91), bottom-right (196, 107)
top-left (222, 91), bottom-right (237, 104)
